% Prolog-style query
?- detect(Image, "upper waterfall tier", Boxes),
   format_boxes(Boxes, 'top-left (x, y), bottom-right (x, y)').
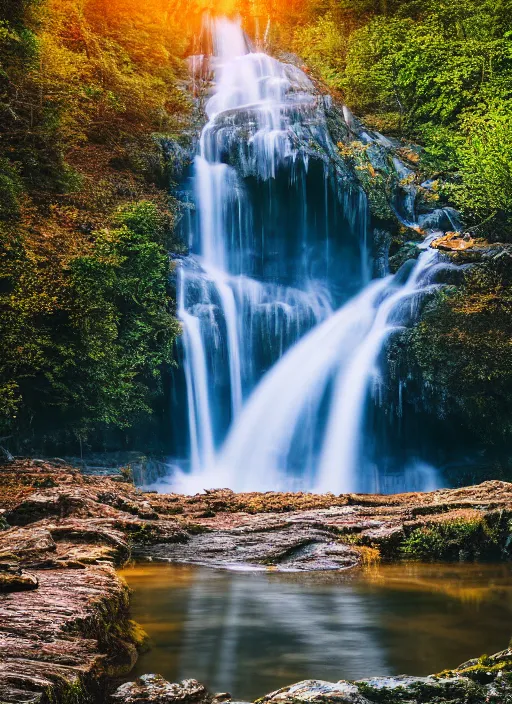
top-left (196, 18), bottom-right (336, 181)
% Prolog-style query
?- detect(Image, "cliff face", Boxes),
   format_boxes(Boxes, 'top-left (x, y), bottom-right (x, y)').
top-left (271, 2), bottom-right (512, 482)
top-left (318, 94), bottom-right (512, 482)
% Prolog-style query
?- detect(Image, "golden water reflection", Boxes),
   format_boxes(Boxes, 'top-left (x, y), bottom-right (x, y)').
top-left (120, 562), bottom-right (512, 701)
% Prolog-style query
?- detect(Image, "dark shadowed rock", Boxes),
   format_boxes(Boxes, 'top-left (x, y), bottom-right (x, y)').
top-left (0, 446), bottom-right (14, 464)
top-left (0, 569), bottom-right (38, 592)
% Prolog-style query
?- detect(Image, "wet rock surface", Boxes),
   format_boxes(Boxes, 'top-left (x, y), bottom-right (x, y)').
top-left (113, 657), bottom-right (512, 704)
top-left (145, 520), bottom-right (362, 571)
top-left (111, 677), bottom-right (213, 704)
top-left (142, 481), bottom-right (512, 568)
top-left (4, 461), bottom-right (512, 574)
top-left (2, 460), bottom-right (512, 702)
top-left (259, 680), bottom-right (368, 704)
top-left (257, 672), bottom-right (502, 704)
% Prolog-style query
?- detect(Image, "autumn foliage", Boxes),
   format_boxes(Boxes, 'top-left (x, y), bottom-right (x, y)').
top-left (0, 0), bottom-right (193, 451)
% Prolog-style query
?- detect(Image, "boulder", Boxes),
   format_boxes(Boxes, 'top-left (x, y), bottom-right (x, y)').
top-left (418, 207), bottom-right (460, 232)
top-left (111, 676), bottom-right (212, 704)
top-left (259, 680), bottom-right (370, 704)
top-left (0, 552), bottom-right (39, 594)
top-left (431, 232), bottom-right (475, 251)
top-left (0, 526), bottom-right (56, 563)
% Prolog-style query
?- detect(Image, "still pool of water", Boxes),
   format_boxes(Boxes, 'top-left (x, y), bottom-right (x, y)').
top-left (120, 562), bottom-right (512, 700)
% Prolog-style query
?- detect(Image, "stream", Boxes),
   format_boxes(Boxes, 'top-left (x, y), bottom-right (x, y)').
top-left (121, 562), bottom-right (512, 701)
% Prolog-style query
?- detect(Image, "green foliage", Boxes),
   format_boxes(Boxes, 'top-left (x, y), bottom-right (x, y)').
top-left (343, 17), bottom-right (413, 124)
top-left (114, 200), bottom-right (175, 247)
top-left (452, 103), bottom-right (512, 233)
top-left (400, 516), bottom-right (502, 561)
top-left (277, 0), bottom-right (512, 237)
top-left (0, 159), bottom-right (23, 220)
top-left (292, 14), bottom-right (347, 90)
top-left (343, 12), bottom-right (512, 137)
top-left (0, 1), bottom-right (191, 449)
top-left (0, 200), bottom-right (180, 441)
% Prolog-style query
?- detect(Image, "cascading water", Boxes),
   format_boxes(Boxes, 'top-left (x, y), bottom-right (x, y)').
top-left (166, 17), bottom-right (444, 494)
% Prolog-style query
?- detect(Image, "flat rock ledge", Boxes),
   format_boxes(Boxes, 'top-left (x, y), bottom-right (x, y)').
top-left (2, 460), bottom-right (512, 703)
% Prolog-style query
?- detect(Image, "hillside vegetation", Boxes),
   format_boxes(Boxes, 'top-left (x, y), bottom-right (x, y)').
top-left (0, 0), bottom-right (201, 451)
top-left (266, 0), bottom-right (512, 240)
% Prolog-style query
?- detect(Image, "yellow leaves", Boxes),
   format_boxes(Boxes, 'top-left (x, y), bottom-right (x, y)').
top-left (337, 140), bottom-right (382, 180)
top-left (337, 139), bottom-right (368, 158)
top-left (49, 205), bottom-right (80, 228)
top-left (397, 146), bottom-right (420, 164)
top-left (30, 0), bottom-right (193, 148)
top-left (451, 289), bottom-right (504, 316)
top-left (355, 545), bottom-right (382, 567)
top-left (355, 163), bottom-right (378, 179)
top-left (431, 232), bottom-right (475, 252)
top-left (39, 30), bottom-right (90, 86)
top-left (399, 173), bottom-right (416, 187)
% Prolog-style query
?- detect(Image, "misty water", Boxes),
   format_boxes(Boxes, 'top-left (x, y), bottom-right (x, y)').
top-left (163, 18), bottom-right (458, 496)
top-left (122, 562), bottom-right (512, 700)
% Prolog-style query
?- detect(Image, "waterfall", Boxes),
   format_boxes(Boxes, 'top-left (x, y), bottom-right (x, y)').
top-left (167, 17), bottom-right (443, 495)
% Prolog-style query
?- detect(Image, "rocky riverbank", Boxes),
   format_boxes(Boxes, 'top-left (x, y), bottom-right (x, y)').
top-left (2, 459), bottom-right (512, 702)
top-left (112, 655), bottom-right (512, 704)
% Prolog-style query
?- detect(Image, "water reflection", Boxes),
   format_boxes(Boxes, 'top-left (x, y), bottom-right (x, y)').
top-left (121, 563), bottom-right (512, 701)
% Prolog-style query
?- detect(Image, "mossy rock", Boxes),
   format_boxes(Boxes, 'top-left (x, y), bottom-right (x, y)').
top-left (356, 675), bottom-right (482, 703)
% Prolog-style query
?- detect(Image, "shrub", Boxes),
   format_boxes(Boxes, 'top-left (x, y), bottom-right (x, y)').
top-left (400, 516), bottom-right (502, 561)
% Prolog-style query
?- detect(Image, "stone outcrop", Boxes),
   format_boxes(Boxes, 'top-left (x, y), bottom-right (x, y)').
top-left (0, 551), bottom-right (38, 593)
top-left (111, 677), bottom-right (214, 704)
top-left (0, 565), bottom-right (135, 703)
top-left (0, 460), bottom-right (188, 704)
top-left (3, 460), bottom-right (512, 573)
top-left (431, 231), bottom-right (475, 251)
